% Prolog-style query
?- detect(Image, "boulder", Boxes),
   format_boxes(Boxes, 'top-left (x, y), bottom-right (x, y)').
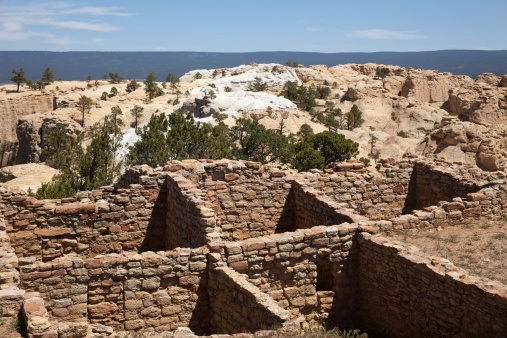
top-left (475, 73), bottom-right (500, 86)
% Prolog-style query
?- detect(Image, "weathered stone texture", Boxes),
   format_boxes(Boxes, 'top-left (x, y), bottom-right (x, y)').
top-left (358, 233), bottom-right (507, 337)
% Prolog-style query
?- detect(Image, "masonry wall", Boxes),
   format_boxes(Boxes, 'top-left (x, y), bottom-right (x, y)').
top-left (358, 233), bottom-right (507, 338)
top-left (208, 266), bottom-right (290, 334)
top-left (292, 180), bottom-right (365, 230)
top-left (304, 161), bottom-right (413, 220)
top-left (2, 170), bottom-right (168, 261)
top-left (165, 173), bottom-right (217, 250)
top-left (199, 169), bottom-right (295, 242)
top-left (214, 224), bottom-right (360, 327)
top-left (19, 248), bottom-right (210, 334)
top-left (412, 161), bottom-right (481, 210)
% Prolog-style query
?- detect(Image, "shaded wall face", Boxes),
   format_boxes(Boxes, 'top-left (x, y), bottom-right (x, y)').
top-left (410, 162), bottom-right (481, 211)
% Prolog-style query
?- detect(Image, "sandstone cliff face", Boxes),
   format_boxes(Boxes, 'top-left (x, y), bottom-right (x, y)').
top-left (448, 83), bottom-right (507, 125)
top-left (0, 92), bottom-right (55, 167)
top-left (16, 113), bottom-right (83, 164)
top-left (416, 117), bottom-right (507, 171)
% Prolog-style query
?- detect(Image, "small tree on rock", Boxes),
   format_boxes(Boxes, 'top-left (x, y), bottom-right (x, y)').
top-left (77, 95), bottom-right (94, 127)
top-left (11, 68), bottom-right (28, 92)
top-left (130, 105), bottom-right (144, 130)
top-left (42, 67), bottom-right (55, 84)
top-left (345, 104), bottom-right (364, 130)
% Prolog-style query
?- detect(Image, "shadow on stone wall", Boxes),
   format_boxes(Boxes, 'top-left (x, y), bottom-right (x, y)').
top-left (140, 188), bottom-right (167, 252)
top-left (402, 168), bottom-right (417, 215)
top-left (275, 185), bottom-right (295, 234)
top-left (187, 278), bottom-right (211, 335)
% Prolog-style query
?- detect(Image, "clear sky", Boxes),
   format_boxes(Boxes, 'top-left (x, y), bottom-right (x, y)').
top-left (0, 0), bottom-right (506, 52)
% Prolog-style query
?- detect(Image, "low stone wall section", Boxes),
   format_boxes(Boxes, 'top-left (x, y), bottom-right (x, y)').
top-left (358, 233), bottom-right (507, 337)
top-left (2, 170), bottom-right (168, 260)
top-left (18, 247), bottom-right (210, 335)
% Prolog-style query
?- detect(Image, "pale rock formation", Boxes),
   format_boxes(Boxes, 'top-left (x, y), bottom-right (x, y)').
top-left (475, 73), bottom-right (500, 86)
top-left (0, 92), bottom-right (55, 167)
top-left (0, 163), bottom-right (59, 192)
top-left (500, 75), bottom-right (507, 87)
top-left (448, 83), bottom-right (507, 125)
top-left (416, 117), bottom-right (507, 171)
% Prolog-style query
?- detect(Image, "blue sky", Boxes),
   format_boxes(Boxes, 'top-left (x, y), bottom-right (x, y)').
top-left (0, 0), bottom-right (506, 52)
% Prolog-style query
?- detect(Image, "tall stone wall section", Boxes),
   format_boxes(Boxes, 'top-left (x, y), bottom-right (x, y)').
top-left (165, 173), bottom-right (217, 250)
top-left (208, 266), bottom-right (290, 334)
top-left (358, 233), bottom-right (507, 337)
top-left (212, 224), bottom-right (361, 327)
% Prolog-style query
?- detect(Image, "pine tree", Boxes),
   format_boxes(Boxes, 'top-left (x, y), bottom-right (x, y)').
top-left (77, 95), bottom-right (94, 127)
top-left (130, 105), bottom-right (144, 130)
top-left (42, 67), bottom-right (55, 84)
top-left (11, 68), bottom-right (28, 92)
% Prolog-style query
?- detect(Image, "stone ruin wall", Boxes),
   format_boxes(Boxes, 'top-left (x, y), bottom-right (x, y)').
top-left (214, 224), bottom-right (360, 327)
top-left (358, 233), bottom-right (507, 337)
top-left (1, 158), bottom-right (507, 337)
top-left (18, 248), bottom-right (210, 335)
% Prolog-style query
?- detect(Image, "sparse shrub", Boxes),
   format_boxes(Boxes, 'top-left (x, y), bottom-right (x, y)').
top-left (247, 77), bottom-right (268, 92)
top-left (493, 232), bottom-right (506, 240)
top-left (224, 86), bottom-right (232, 92)
top-left (194, 72), bottom-right (202, 79)
top-left (397, 130), bottom-right (408, 138)
top-left (359, 157), bottom-right (370, 167)
top-left (101, 91), bottom-right (108, 101)
top-left (209, 83), bottom-right (216, 88)
top-left (391, 112), bottom-right (397, 121)
top-left (126, 79), bottom-right (140, 93)
top-left (173, 98), bottom-right (180, 105)
top-left (285, 60), bottom-right (298, 68)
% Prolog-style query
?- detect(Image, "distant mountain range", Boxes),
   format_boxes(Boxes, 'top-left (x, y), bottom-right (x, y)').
top-left (1, 50), bottom-right (507, 84)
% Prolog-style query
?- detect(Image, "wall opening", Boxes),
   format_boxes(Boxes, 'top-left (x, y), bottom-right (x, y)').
top-left (316, 264), bottom-right (334, 292)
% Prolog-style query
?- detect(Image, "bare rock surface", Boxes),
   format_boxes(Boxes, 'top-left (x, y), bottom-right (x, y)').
top-left (0, 163), bottom-right (59, 192)
top-left (0, 92), bottom-right (55, 167)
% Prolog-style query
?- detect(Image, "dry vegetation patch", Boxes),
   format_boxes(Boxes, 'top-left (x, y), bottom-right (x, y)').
top-left (389, 218), bottom-right (507, 284)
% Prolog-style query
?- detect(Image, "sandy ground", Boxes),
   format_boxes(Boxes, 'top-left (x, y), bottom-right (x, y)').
top-left (389, 218), bottom-right (507, 284)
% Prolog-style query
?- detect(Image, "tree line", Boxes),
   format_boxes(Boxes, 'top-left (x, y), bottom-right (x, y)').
top-left (34, 108), bottom-right (359, 199)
